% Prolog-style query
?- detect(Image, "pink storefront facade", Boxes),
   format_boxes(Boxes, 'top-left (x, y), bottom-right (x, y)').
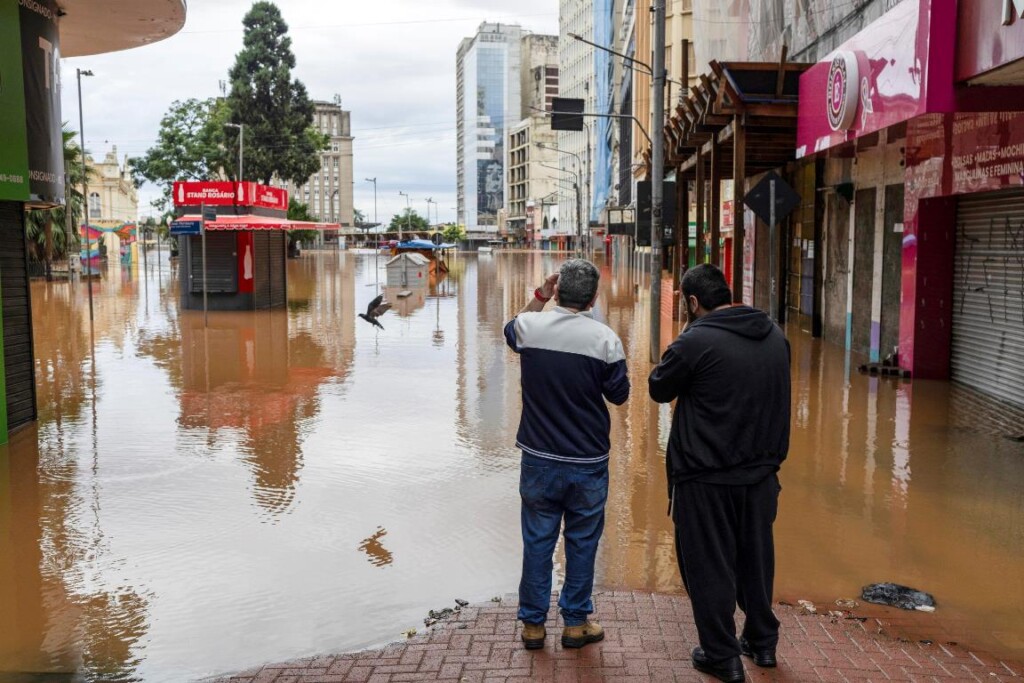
top-left (795, 0), bottom-right (1024, 405)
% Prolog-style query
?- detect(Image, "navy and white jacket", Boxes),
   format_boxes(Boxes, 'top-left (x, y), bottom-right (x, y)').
top-left (504, 307), bottom-right (630, 464)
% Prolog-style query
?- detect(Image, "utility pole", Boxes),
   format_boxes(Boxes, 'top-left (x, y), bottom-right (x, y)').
top-left (650, 0), bottom-right (666, 363)
top-left (366, 177), bottom-right (379, 289)
top-left (77, 68), bottom-right (95, 322)
top-left (399, 191), bottom-right (411, 241)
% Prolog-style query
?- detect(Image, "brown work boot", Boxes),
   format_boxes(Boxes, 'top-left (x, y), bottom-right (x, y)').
top-left (561, 620), bottom-right (604, 649)
top-left (521, 622), bottom-right (546, 650)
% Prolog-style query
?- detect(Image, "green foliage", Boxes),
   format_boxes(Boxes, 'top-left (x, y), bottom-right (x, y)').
top-left (388, 209), bottom-right (429, 234)
top-left (226, 2), bottom-right (327, 185)
top-left (25, 125), bottom-right (92, 265)
top-left (129, 97), bottom-right (231, 210)
top-left (442, 223), bottom-right (466, 242)
top-left (287, 200), bottom-right (319, 245)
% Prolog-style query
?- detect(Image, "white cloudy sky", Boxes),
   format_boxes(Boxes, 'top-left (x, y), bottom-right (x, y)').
top-left (60, 0), bottom-right (559, 223)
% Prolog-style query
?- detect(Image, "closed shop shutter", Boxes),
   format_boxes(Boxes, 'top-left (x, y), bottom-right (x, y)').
top-left (253, 232), bottom-right (271, 309)
top-left (269, 232), bottom-right (286, 308)
top-left (189, 233), bottom-right (237, 294)
top-left (0, 201), bottom-right (38, 431)
top-left (953, 189), bottom-right (1024, 408)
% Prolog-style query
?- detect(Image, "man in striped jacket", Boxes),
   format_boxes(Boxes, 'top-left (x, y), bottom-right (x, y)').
top-left (503, 258), bottom-right (630, 651)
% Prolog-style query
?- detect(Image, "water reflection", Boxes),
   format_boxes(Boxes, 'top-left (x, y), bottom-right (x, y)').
top-left (0, 251), bottom-right (1022, 683)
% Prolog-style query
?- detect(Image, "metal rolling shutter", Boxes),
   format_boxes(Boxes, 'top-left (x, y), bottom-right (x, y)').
top-left (253, 232), bottom-right (271, 308)
top-left (0, 202), bottom-right (38, 431)
top-left (269, 232), bottom-right (286, 307)
top-left (189, 233), bottom-right (237, 294)
top-left (953, 189), bottom-right (1024, 408)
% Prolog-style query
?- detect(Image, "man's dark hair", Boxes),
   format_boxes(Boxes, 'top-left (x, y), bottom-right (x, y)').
top-left (682, 264), bottom-right (733, 310)
top-left (558, 258), bottom-right (600, 309)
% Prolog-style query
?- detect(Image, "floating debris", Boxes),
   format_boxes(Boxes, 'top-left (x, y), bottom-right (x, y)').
top-left (491, 596), bottom-right (501, 603)
top-left (861, 583), bottom-right (936, 611)
top-left (455, 599), bottom-right (469, 607)
top-left (835, 598), bottom-right (860, 610)
top-left (402, 628), bottom-right (417, 638)
top-left (797, 600), bottom-right (817, 615)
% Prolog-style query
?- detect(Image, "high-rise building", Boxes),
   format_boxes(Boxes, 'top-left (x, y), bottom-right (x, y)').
top-left (558, 0), bottom-right (615, 238)
top-left (456, 23), bottom-right (524, 236)
top-left (275, 100), bottom-right (354, 233)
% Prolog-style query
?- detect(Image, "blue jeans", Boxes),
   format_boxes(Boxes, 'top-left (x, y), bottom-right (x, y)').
top-left (517, 452), bottom-right (609, 627)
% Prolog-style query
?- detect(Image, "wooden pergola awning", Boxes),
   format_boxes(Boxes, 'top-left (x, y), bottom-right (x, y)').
top-left (666, 56), bottom-right (811, 179)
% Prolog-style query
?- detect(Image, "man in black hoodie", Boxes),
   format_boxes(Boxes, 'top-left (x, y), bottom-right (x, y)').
top-left (648, 264), bottom-right (790, 683)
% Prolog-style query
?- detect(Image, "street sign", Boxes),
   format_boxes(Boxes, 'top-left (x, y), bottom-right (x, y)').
top-left (170, 219), bottom-right (202, 236)
top-left (743, 171), bottom-right (801, 226)
top-left (202, 205), bottom-right (218, 222)
top-left (551, 97), bottom-right (584, 131)
top-left (431, 232), bottom-right (443, 246)
top-left (636, 180), bottom-right (677, 245)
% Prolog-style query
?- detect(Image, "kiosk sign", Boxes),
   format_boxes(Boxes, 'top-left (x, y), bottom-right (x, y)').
top-left (827, 51), bottom-right (859, 131)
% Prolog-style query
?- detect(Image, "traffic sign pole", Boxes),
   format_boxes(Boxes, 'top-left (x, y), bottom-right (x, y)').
top-left (202, 202), bottom-right (209, 326)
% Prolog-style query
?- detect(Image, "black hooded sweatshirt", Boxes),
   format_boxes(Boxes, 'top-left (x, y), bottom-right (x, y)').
top-left (648, 305), bottom-right (791, 486)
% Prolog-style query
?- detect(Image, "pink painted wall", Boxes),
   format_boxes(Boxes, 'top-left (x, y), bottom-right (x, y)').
top-left (957, 0), bottom-right (1024, 81)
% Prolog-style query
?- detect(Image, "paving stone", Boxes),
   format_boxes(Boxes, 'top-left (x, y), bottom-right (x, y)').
top-left (216, 591), bottom-right (1024, 682)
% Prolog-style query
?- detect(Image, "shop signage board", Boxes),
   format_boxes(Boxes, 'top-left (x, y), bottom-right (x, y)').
top-left (174, 181), bottom-right (238, 206)
top-left (17, 0), bottom-right (63, 205)
top-left (957, 0), bottom-right (1024, 80)
top-left (0, 1), bottom-right (30, 202)
top-left (170, 219), bottom-right (202, 236)
top-left (796, 0), bottom-right (957, 159)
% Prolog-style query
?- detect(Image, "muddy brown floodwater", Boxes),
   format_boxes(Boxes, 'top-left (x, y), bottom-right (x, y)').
top-left (1, 251), bottom-right (1022, 682)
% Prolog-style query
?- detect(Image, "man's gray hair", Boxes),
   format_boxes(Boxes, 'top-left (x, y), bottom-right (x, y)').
top-left (558, 258), bottom-right (600, 309)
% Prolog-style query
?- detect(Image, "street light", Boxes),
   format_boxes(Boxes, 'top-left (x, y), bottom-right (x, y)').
top-left (365, 177), bottom-right (379, 289)
top-left (77, 68), bottom-right (95, 322)
top-left (426, 197), bottom-right (437, 229)
top-left (398, 190), bottom-right (411, 241)
top-left (224, 122), bottom-right (244, 181)
top-left (570, 23), bottom-right (666, 361)
top-left (538, 143), bottom-right (584, 257)
top-left (538, 160), bottom-right (582, 257)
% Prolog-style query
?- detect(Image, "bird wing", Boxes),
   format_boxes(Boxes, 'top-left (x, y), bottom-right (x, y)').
top-left (366, 294), bottom-right (384, 317)
top-left (373, 302), bottom-right (393, 317)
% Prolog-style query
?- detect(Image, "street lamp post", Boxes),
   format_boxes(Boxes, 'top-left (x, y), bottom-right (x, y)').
top-left (398, 191), bottom-right (411, 241)
top-left (77, 68), bottom-right (95, 322)
top-left (650, 0), bottom-right (666, 363)
top-left (365, 177), bottom-right (379, 289)
top-left (568, 27), bottom-right (665, 361)
top-left (538, 143), bottom-right (584, 257)
top-left (539, 161), bottom-right (581, 256)
top-left (426, 197), bottom-right (437, 230)
top-left (224, 123), bottom-right (244, 181)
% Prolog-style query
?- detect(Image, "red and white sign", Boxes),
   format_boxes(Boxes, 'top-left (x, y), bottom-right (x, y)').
top-left (174, 181), bottom-right (238, 206)
top-left (826, 51), bottom-right (859, 131)
top-left (174, 181), bottom-right (289, 210)
top-left (237, 182), bottom-right (289, 210)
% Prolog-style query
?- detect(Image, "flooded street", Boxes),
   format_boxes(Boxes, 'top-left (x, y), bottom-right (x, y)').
top-left (1, 251), bottom-right (1022, 682)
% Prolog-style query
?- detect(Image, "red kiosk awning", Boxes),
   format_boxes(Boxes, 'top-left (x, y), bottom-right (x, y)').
top-left (175, 214), bottom-right (339, 231)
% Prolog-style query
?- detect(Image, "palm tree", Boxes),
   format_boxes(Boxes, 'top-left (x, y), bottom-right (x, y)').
top-left (25, 126), bottom-right (93, 279)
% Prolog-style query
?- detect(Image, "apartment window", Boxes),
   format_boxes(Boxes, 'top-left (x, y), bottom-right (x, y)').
top-left (89, 192), bottom-right (101, 218)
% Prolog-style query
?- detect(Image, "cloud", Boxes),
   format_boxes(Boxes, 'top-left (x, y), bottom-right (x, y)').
top-left (60, 0), bottom-right (558, 223)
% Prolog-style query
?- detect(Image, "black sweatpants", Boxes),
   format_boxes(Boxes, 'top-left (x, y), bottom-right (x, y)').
top-left (672, 474), bottom-right (781, 663)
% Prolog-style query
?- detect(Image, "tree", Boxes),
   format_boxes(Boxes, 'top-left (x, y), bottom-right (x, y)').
top-left (442, 223), bottom-right (466, 243)
top-left (25, 125), bottom-right (92, 276)
top-left (129, 98), bottom-right (231, 210)
top-left (388, 209), bottom-right (429, 234)
top-left (287, 200), bottom-right (319, 251)
top-left (226, 2), bottom-right (327, 185)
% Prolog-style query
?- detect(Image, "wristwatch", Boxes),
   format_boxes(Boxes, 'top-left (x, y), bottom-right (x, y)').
top-left (534, 287), bottom-right (552, 302)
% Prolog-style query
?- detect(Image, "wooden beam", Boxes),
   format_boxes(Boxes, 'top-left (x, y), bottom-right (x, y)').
top-left (732, 113), bottom-right (746, 302)
top-left (710, 135), bottom-right (722, 267)
top-left (775, 44), bottom-right (790, 97)
top-left (695, 146), bottom-right (705, 266)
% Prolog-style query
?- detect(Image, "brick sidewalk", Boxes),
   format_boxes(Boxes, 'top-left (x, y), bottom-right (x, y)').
top-left (218, 590), bottom-right (1023, 682)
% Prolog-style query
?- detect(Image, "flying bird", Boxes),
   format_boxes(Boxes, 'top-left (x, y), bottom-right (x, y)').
top-left (359, 294), bottom-right (392, 329)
